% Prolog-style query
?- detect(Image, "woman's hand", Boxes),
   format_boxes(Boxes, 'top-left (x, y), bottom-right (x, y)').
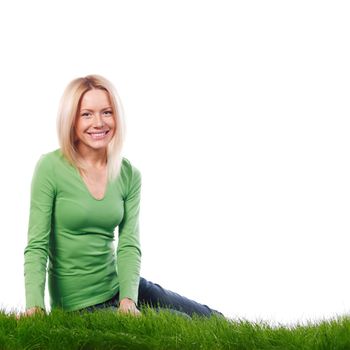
top-left (16, 307), bottom-right (45, 319)
top-left (117, 298), bottom-right (141, 317)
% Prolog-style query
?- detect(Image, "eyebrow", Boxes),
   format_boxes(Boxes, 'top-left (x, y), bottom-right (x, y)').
top-left (80, 106), bottom-right (113, 112)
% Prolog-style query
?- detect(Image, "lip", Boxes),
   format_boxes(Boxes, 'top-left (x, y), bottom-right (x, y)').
top-left (87, 130), bottom-right (110, 134)
top-left (87, 130), bottom-right (110, 140)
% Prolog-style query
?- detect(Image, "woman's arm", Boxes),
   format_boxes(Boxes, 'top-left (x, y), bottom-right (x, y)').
top-left (116, 162), bottom-right (142, 310)
top-left (23, 154), bottom-right (56, 312)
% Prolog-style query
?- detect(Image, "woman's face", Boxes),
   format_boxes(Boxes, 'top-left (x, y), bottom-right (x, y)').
top-left (74, 89), bottom-right (116, 152)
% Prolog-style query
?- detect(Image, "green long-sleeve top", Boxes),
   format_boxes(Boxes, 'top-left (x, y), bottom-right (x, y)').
top-left (24, 148), bottom-right (142, 312)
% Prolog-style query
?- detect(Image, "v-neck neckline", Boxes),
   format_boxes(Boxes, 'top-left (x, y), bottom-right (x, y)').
top-left (74, 166), bottom-right (110, 201)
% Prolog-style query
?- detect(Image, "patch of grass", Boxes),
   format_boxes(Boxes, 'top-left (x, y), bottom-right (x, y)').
top-left (2, 306), bottom-right (350, 349)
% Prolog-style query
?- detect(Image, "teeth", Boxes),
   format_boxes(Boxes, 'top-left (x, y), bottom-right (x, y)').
top-left (89, 131), bottom-right (107, 138)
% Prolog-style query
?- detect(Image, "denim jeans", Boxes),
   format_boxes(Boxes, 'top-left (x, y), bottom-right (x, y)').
top-left (76, 276), bottom-right (224, 319)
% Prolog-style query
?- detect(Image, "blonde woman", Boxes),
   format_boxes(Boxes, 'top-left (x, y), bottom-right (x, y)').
top-left (21, 75), bottom-right (224, 319)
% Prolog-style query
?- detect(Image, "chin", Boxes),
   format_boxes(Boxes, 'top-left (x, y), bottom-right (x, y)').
top-left (77, 140), bottom-right (110, 151)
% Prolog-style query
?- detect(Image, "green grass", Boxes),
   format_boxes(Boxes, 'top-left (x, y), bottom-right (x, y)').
top-left (2, 306), bottom-right (350, 349)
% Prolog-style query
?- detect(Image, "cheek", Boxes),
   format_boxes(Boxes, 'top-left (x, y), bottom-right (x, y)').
top-left (73, 125), bottom-right (85, 141)
top-left (107, 121), bottom-right (116, 133)
top-left (75, 120), bottom-right (87, 133)
top-left (109, 118), bottom-right (116, 128)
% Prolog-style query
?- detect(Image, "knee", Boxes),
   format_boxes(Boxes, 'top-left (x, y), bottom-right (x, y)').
top-left (139, 276), bottom-right (147, 285)
top-left (138, 276), bottom-right (149, 290)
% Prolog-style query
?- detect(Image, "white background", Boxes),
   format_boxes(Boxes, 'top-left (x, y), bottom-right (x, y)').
top-left (0, 0), bottom-right (349, 328)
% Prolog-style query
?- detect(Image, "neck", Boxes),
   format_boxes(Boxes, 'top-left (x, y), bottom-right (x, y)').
top-left (76, 143), bottom-right (107, 169)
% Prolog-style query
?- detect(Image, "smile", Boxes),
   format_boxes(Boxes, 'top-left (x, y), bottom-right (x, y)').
top-left (87, 130), bottom-right (110, 140)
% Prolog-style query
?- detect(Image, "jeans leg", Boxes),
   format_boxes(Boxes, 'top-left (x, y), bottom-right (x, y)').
top-left (137, 276), bottom-right (224, 318)
top-left (75, 292), bottom-right (120, 314)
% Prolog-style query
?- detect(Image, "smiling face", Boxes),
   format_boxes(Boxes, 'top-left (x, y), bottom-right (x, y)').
top-left (74, 88), bottom-right (116, 153)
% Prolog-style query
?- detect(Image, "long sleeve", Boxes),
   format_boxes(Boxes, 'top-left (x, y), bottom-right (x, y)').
top-left (117, 164), bottom-right (142, 304)
top-left (24, 154), bottom-right (56, 310)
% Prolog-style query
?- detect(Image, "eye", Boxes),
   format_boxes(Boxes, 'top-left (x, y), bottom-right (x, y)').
top-left (81, 112), bottom-right (91, 118)
top-left (103, 110), bottom-right (113, 116)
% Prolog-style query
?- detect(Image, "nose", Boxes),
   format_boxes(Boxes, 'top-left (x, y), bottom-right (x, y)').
top-left (92, 114), bottom-right (104, 128)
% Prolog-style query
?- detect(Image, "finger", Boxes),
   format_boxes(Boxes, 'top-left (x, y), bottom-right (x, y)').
top-left (119, 307), bottom-right (137, 315)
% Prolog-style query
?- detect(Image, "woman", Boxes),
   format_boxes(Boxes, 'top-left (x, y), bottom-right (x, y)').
top-left (21, 74), bottom-right (224, 319)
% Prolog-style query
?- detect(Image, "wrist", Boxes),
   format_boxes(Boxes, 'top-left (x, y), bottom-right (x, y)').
top-left (120, 297), bottom-right (134, 302)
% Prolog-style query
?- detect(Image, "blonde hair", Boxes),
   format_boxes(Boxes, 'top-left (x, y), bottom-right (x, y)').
top-left (56, 74), bottom-right (126, 182)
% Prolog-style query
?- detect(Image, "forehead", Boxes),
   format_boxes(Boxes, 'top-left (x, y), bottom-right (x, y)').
top-left (80, 89), bottom-right (112, 109)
